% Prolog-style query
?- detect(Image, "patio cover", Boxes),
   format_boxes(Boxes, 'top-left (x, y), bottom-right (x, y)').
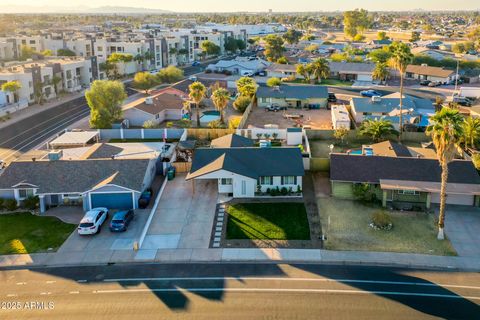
top-left (49, 131), bottom-right (99, 148)
top-left (380, 179), bottom-right (480, 195)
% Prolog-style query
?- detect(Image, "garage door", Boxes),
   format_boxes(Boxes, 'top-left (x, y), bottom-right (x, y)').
top-left (90, 192), bottom-right (134, 210)
top-left (357, 74), bottom-right (373, 82)
top-left (431, 193), bottom-right (474, 206)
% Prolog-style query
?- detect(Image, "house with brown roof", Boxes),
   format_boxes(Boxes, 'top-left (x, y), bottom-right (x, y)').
top-left (123, 92), bottom-right (188, 127)
top-left (405, 64), bottom-right (455, 83)
top-left (265, 63), bottom-right (301, 79)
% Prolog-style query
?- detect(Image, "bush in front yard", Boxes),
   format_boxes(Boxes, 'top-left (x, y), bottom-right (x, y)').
top-left (4, 199), bottom-right (17, 212)
top-left (23, 196), bottom-right (39, 210)
top-left (370, 210), bottom-right (393, 231)
top-left (233, 96), bottom-right (251, 113)
top-left (0, 198), bottom-right (4, 210)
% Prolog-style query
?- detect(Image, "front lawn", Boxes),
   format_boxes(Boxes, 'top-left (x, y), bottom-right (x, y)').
top-left (318, 198), bottom-right (456, 256)
top-left (226, 203), bottom-right (310, 240)
top-left (0, 212), bottom-right (76, 255)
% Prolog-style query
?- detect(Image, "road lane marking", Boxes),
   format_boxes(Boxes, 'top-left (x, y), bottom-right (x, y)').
top-left (16, 282), bottom-right (26, 285)
top-left (92, 287), bottom-right (480, 300)
top-left (102, 277), bottom-right (480, 291)
top-left (69, 291), bottom-right (80, 294)
top-left (6, 294), bottom-right (18, 297)
top-left (46, 280), bottom-right (56, 284)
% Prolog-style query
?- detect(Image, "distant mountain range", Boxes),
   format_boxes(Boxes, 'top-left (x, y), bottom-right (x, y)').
top-left (2, 5), bottom-right (172, 14)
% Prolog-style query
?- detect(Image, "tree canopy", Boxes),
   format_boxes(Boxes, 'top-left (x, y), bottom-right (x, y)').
top-left (283, 29), bottom-right (303, 45)
top-left (85, 80), bottom-right (127, 129)
top-left (201, 40), bottom-right (221, 56)
top-left (343, 9), bottom-right (372, 39)
top-left (264, 34), bottom-right (285, 62)
top-left (133, 72), bottom-right (159, 94)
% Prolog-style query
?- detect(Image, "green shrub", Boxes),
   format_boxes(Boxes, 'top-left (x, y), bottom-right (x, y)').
top-left (23, 196), bottom-right (39, 210)
top-left (208, 119), bottom-right (226, 129)
top-left (0, 198), bottom-right (4, 210)
top-left (4, 199), bottom-right (17, 211)
top-left (371, 210), bottom-right (393, 230)
top-left (281, 187), bottom-right (288, 195)
top-left (472, 154), bottom-right (480, 171)
top-left (233, 96), bottom-right (251, 113)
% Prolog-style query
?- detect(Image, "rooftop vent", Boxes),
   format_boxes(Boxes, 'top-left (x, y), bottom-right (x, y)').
top-left (371, 96), bottom-right (382, 103)
top-left (48, 150), bottom-right (63, 161)
top-left (145, 97), bottom-right (153, 105)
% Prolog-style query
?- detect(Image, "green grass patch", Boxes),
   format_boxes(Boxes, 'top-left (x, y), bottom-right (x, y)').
top-left (319, 198), bottom-right (457, 256)
top-left (0, 212), bottom-right (76, 255)
top-left (226, 203), bottom-right (310, 240)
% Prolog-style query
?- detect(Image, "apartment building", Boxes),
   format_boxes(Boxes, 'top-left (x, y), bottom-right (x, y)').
top-left (0, 57), bottom-right (95, 104)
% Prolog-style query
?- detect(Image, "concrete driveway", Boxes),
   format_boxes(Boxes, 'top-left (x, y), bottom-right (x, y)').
top-left (143, 174), bottom-right (218, 250)
top-left (58, 209), bottom-right (150, 253)
top-left (445, 205), bottom-right (480, 257)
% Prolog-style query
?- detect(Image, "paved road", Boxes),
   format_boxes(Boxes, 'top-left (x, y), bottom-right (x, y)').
top-left (0, 263), bottom-right (478, 319)
top-left (329, 86), bottom-right (445, 100)
top-left (0, 60), bottom-right (215, 164)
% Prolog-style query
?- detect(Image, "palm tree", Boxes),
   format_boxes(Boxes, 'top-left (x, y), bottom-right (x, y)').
top-left (188, 81), bottom-right (207, 127)
top-left (426, 107), bottom-right (464, 240)
top-left (212, 87), bottom-right (230, 124)
top-left (359, 118), bottom-right (397, 142)
top-left (372, 62), bottom-right (389, 85)
top-left (309, 58), bottom-right (330, 83)
top-left (51, 75), bottom-right (62, 95)
top-left (388, 42), bottom-right (413, 141)
top-left (463, 116), bottom-right (480, 149)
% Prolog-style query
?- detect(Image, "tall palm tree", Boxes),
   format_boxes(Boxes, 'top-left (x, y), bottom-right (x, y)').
top-left (212, 87), bottom-right (230, 124)
top-left (463, 116), bottom-right (480, 150)
top-left (372, 62), bottom-right (389, 85)
top-left (310, 58), bottom-right (330, 83)
top-left (388, 42), bottom-right (413, 141)
top-left (426, 107), bottom-right (464, 240)
top-left (188, 81), bottom-right (207, 127)
top-left (359, 118), bottom-right (397, 142)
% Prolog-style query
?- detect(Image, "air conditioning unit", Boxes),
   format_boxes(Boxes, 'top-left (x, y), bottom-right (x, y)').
top-left (371, 96), bottom-right (382, 103)
top-left (145, 96), bottom-right (153, 105)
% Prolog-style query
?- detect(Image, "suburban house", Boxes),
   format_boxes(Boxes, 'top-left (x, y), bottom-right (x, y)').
top-left (0, 158), bottom-right (156, 213)
top-left (329, 62), bottom-right (376, 82)
top-left (206, 57), bottom-right (270, 75)
top-left (210, 133), bottom-right (255, 148)
top-left (186, 135), bottom-right (304, 198)
top-left (265, 63), bottom-right (301, 79)
top-left (369, 39), bottom-right (393, 48)
top-left (350, 94), bottom-right (435, 129)
top-left (123, 91), bottom-right (188, 127)
top-left (411, 47), bottom-right (456, 61)
top-left (405, 64), bottom-right (455, 83)
top-left (330, 141), bottom-right (480, 207)
top-left (256, 84), bottom-right (329, 109)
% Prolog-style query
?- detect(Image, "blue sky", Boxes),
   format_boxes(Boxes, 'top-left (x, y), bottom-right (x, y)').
top-left (4, 0), bottom-right (480, 12)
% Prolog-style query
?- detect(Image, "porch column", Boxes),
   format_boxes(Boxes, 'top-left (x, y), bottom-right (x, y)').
top-left (382, 190), bottom-right (387, 208)
top-left (39, 195), bottom-right (46, 214)
top-left (141, 129), bottom-right (145, 139)
top-left (426, 193), bottom-right (431, 210)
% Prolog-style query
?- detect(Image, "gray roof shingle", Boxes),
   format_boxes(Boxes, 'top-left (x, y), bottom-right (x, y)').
top-left (187, 147), bottom-right (304, 180)
top-left (256, 84), bottom-right (328, 100)
top-left (210, 134), bottom-right (254, 148)
top-left (0, 159), bottom-right (151, 193)
top-left (330, 154), bottom-right (480, 184)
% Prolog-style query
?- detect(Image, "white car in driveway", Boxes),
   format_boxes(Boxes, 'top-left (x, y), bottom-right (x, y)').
top-left (77, 207), bottom-right (109, 235)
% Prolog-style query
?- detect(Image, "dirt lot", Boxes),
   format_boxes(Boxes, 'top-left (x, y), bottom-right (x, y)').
top-left (244, 105), bottom-right (333, 129)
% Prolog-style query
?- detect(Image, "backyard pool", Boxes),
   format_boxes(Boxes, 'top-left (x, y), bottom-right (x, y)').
top-left (200, 110), bottom-right (221, 126)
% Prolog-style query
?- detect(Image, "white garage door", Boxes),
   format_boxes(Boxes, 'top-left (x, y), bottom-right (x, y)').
top-left (357, 74), bottom-right (373, 82)
top-left (431, 193), bottom-right (474, 206)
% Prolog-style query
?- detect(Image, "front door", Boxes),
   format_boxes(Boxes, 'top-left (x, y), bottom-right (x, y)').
top-left (50, 195), bottom-right (59, 207)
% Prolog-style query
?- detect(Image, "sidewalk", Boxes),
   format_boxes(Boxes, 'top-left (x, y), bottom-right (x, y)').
top-left (1, 248), bottom-right (479, 271)
top-left (0, 92), bottom-right (86, 130)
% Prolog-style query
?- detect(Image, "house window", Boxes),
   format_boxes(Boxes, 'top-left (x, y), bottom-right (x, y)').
top-left (282, 176), bottom-right (297, 185)
top-left (18, 189), bottom-right (34, 199)
top-left (241, 180), bottom-right (246, 195)
top-left (258, 176), bottom-right (272, 185)
top-left (260, 98), bottom-right (267, 103)
top-left (398, 190), bottom-right (419, 195)
top-left (155, 114), bottom-right (160, 119)
top-left (220, 178), bottom-right (232, 185)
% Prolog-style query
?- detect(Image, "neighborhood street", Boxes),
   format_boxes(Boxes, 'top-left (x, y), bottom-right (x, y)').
top-left (0, 263), bottom-right (478, 319)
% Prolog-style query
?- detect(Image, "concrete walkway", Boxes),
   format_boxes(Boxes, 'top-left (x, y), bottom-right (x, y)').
top-left (2, 248), bottom-right (480, 271)
top-left (445, 206), bottom-right (480, 257)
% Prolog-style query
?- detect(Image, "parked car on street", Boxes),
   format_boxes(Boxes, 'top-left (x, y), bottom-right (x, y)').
top-left (77, 208), bottom-right (109, 235)
top-left (419, 80), bottom-right (431, 86)
top-left (453, 96), bottom-right (473, 106)
top-left (188, 75), bottom-right (198, 81)
top-left (192, 61), bottom-right (201, 66)
top-left (265, 104), bottom-right (287, 112)
top-left (360, 90), bottom-right (382, 97)
top-left (428, 81), bottom-right (441, 87)
top-left (109, 210), bottom-right (134, 232)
